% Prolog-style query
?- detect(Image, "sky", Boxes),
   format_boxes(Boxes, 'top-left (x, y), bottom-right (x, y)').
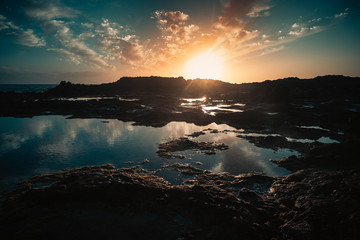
top-left (0, 0), bottom-right (359, 84)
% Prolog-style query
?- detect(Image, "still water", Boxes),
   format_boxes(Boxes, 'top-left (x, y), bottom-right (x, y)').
top-left (0, 116), bottom-right (295, 190)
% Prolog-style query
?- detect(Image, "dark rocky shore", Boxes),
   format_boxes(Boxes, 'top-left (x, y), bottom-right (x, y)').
top-left (1, 75), bottom-right (360, 239)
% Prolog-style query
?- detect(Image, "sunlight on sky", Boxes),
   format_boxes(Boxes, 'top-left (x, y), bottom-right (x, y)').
top-left (183, 51), bottom-right (225, 80)
top-left (0, 0), bottom-right (359, 83)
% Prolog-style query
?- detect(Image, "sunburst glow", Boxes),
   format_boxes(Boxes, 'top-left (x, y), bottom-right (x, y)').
top-left (183, 51), bottom-right (224, 80)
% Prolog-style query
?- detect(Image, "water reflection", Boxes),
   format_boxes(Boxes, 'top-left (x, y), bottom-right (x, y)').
top-left (195, 132), bottom-right (291, 176)
top-left (0, 116), bottom-right (293, 190)
top-left (55, 97), bottom-right (139, 102)
top-left (180, 98), bottom-right (246, 116)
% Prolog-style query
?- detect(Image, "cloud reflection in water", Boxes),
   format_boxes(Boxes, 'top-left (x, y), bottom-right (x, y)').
top-left (0, 116), bottom-right (292, 190)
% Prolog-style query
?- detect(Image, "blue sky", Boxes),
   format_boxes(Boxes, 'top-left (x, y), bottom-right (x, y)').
top-left (0, 0), bottom-right (359, 84)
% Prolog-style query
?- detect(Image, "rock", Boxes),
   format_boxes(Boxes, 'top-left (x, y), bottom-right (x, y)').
top-left (267, 168), bottom-right (360, 239)
top-left (186, 131), bottom-right (206, 138)
top-left (1, 163), bottom-right (359, 240)
top-left (272, 140), bottom-right (360, 171)
top-left (163, 163), bottom-right (207, 175)
top-left (157, 137), bottom-right (229, 159)
top-left (141, 159), bottom-right (150, 164)
top-left (0, 164), bottom-right (273, 240)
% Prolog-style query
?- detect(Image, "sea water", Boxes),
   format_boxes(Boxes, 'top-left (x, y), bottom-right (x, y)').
top-left (0, 116), bottom-right (294, 190)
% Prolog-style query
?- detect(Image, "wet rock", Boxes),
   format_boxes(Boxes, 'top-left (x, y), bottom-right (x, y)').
top-left (141, 159), bottom-right (150, 164)
top-left (163, 163), bottom-right (208, 175)
top-left (272, 140), bottom-right (360, 171)
top-left (239, 135), bottom-right (322, 154)
top-left (157, 137), bottom-right (228, 159)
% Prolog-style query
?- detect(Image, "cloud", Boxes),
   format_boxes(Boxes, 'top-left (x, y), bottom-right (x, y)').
top-left (247, 4), bottom-right (272, 17)
top-left (288, 27), bottom-right (309, 36)
top-left (44, 20), bottom-right (110, 68)
top-left (216, 0), bottom-right (270, 27)
top-left (121, 41), bottom-right (144, 63)
top-left (17, 28), bottom-right (46, 47)
top-left (155, 10), bottom-right (189, 25)
top-left (48, 48), bottom-right (81, 64)
top-left (154, 10), bottom-right (199, 44)
top-left (0, 14), bottom-right (45, 47)
top-left (81, 22), bottom-right (94, 29)
top-left (334, 9), bottom-right (349, 19)
top-left (144, 10), bottom-right (202, 68)
top-left (94, 18), bottom-right (144, 64)
top-left (211, 0), bottom-right (266, 56)
top-left (25, 1), bottom-right (79, 20)
top-left (259, 45), bottom-right (285, 56)
top-left (21, 1), bottom-right (111, 68)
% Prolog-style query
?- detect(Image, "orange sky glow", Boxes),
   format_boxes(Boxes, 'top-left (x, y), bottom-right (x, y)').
top-left (0, 0), bottom-right (359, 84)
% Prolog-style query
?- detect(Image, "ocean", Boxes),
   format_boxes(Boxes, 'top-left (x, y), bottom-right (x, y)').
top-left (0, 84), bottom-right (57, 93)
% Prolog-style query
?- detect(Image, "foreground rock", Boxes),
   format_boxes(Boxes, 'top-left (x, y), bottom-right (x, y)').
top-left (0, 164), bottom-right (274, 240)
top-left (0, 163), bottom-right (359, 240)
top-left (269, 169), bottom-right (360, 239)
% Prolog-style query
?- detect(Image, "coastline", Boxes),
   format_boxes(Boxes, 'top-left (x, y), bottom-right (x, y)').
top-left (0, 75), bottom-right (359, 239)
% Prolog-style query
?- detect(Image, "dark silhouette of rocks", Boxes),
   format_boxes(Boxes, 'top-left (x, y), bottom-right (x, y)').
top-left (40, 75), bottom-right (360, 102)
top-left (43, 76), bottom-right (234, 98)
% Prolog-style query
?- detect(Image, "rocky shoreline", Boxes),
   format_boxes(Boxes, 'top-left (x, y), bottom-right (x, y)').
top-left (1, 75), bottom-right (359, 239)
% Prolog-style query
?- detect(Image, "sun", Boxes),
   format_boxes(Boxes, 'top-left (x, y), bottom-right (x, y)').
top-left (183, 50), bottom-right (224, 80)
